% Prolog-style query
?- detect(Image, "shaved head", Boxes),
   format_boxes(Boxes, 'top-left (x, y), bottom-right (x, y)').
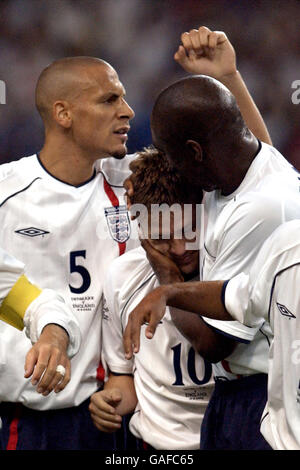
top-left (35, 55), bottom-right (134, 161)
top-left (35, 56), bottom-right (113, 125)
top-left (150, 75), bottom-right (257, 193)
top-left (151, 75), bottom-right (248, 158)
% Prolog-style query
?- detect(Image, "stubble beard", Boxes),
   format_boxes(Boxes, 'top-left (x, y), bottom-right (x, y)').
top-left (111, 145), bottom-right (127, 160)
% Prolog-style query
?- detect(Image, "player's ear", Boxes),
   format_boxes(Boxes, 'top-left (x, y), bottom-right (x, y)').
top-left (52, 101), bottom-right (72, 129)
top-left (185, 139), bottom-right (203, 163)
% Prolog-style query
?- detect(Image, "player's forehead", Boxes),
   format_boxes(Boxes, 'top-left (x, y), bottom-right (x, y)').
top-left (81, 63), bottom-right (126, 98)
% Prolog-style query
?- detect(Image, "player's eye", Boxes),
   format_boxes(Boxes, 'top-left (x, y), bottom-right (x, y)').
top-left (105, 94), bottom-right (119, 104)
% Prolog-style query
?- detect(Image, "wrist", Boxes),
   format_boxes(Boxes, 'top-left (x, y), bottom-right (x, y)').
top-left (160, 283), bottom-right (179, 304)
top-left (41, 323), bottom-right (69, 350)
top-left (218, 70), bottom-right (240, 88)
top-left (158, 270), bottom-right (184, 284)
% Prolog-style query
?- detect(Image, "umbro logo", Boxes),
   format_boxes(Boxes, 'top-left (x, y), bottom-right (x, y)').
top-left (15, 227), bottom-right (50, 238)
top-left (277, 302), bottom-right (296, 319)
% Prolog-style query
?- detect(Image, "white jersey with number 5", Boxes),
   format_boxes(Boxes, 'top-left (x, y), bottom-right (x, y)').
top-left (102, 246), bottom-right (214, 450)
top-left (224, 220), bottom-right (300, 450)
top-left (0, 153), bottom-right (138, 410)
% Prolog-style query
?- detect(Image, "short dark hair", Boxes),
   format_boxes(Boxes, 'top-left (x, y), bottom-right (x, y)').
top-left (129, 146), bottom-right (202, 207)
top-left (151, 75), bottom-right (249, 160)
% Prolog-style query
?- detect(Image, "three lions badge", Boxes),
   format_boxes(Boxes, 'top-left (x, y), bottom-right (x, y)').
top-left (105, 205), bottom-right (131, 243)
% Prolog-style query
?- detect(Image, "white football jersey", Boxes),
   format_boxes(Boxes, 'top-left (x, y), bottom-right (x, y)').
top-left (102, 246), bottom-right (214, 450)
top-left (0, 246), bottom-right (27, 300)
top-left (0, 153), bottom-right (139, 410)
top-left (224, 220), bottom-right (300, 450)
top-left (0, 245), bottom-right (80, 355)
top-left (201, 141), bottom-right (300, 379)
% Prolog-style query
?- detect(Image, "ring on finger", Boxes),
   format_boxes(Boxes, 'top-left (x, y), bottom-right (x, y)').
top-left (56, 364), bottom-right (66, 377)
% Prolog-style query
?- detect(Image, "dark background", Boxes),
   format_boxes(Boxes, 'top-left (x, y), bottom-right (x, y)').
top-left (1, 0), bottom-right (300, 168)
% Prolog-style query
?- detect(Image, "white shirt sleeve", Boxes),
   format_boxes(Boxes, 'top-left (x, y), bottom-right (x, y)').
top-left (203, 193), bottom-right (292, 341)
top-left (23, 289), bottom-right (81, 359)
top-left (102, 264), bottom-right (134, 375)
top-left (0, 247), bottom-right (26, 302)
top-left (0, 246), bottom-right (81, 358)
top-left (223, 273), bottom-right (265, 329)
top-left (223, 221), bottom-right (286, 330)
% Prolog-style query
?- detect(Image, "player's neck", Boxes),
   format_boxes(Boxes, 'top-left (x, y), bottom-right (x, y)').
top-left (39, 139), bottom-right (96, 186)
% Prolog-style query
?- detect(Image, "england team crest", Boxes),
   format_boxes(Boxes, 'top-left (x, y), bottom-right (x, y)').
top-left (104, 205), bottom-right (131, 243)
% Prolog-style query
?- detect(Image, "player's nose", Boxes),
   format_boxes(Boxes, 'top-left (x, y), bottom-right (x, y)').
top-left (119, 99), bottom-right (135, 120)
top-left (169, 239), bottom-right (186, 256)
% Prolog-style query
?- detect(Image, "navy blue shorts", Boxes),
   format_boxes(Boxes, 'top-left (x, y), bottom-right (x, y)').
top-left (200, 373), bottom-right (272, 450)
top-left (0, 398), bottom-right (130, 451)
top-left (135, 437), bottom-right (156, 451)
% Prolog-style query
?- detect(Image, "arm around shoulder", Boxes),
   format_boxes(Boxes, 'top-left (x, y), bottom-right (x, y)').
top-left (169, 307), bottom-right (236, 363)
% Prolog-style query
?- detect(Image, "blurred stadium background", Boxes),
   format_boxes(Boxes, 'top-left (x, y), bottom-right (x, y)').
top-left (0, 0), bottom-right (300, 168)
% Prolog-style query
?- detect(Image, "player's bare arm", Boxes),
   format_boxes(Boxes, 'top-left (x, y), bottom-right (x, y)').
top-left (138, 240), bottom-right (235, 361)
top-left (89, 373), bottom-right (137, 433)
top-left (24, 323), bottom-right (71, 396)
top-left (175, 26), bottom-right (272, 145)
top-left (123, 280), bottom-right (232, 359)
top-left (0, 266), bottom-right (78, 396)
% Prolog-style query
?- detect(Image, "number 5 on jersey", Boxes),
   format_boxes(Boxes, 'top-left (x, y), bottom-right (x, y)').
top-left (69, 251), bottom-right (91, 294)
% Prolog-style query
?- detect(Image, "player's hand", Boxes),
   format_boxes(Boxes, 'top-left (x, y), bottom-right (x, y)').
top-left (175, 26), bottom-right (236, 81)
top-left (140, 238), bottom-right (183, 284)
top-left (89, 389), bottom-right (123, 432)
top-left (24, 324), bottom-right (71, 396)
top-left (123, 286), bottom-right (168, 359)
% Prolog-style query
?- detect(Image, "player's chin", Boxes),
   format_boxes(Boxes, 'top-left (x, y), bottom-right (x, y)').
top-left (181, 265), bottom-right (196, 275)
top-left (111, 144), bottom-right (128, 160)
top-left (201, 181), bottom-right (218, 192)
top-left (178, 257), bottom-right (199, 277)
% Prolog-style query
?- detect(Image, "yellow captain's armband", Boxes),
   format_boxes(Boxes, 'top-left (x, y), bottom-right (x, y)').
top-left (0, 275), bottom-right (42, 330)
